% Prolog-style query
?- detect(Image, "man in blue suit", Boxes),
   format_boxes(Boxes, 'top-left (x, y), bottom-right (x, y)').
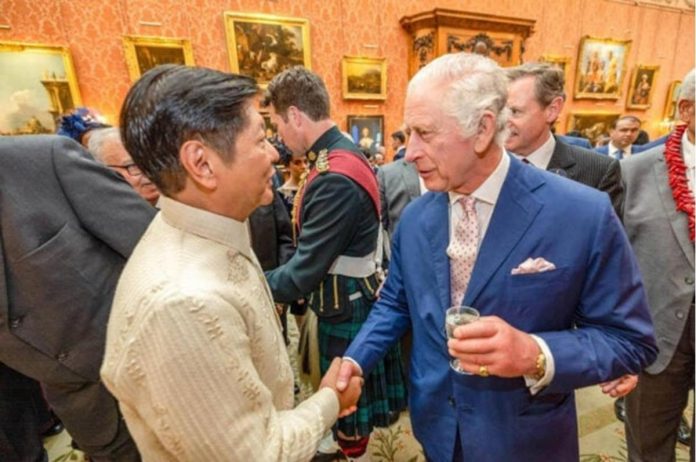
top-left (337, 52), bottom-right (657, 461)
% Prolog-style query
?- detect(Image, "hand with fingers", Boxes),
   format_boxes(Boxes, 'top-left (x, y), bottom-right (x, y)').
top-left (320, 358), bottom-right (363, 417)
top-left (446, 315), bottom-right (540, 378)
top-left (600, 374), bottom-right (638, 398)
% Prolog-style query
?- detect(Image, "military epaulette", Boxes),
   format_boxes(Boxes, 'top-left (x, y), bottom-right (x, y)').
top-left (316, 149), bottom-right (330, 173)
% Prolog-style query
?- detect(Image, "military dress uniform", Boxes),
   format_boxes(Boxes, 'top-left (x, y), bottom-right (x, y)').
top-left (266, 126), bottom-right (407, 437)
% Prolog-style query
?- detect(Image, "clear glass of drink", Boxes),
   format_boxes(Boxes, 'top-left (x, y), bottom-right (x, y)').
top-left (445, 306), bottom-right (480, 374)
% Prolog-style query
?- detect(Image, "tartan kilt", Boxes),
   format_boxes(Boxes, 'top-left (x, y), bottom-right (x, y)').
top-left (318, 278), bottom-right (408, 437)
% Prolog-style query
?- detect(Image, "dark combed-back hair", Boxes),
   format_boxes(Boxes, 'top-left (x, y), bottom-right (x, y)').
top-left (506, 62), bottom-right (566, 106)
top-left (611, 115), bottom-right (642, 129)
top-left (391, 130), bottom-right (406, 143)
top-left (120, 65), bottom-right (259, 196)
top-left (262, 66), bottom-right (330, 121)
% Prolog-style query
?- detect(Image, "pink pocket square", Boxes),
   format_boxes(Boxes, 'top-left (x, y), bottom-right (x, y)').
top-left (511, 257), bottom-right (557, 275)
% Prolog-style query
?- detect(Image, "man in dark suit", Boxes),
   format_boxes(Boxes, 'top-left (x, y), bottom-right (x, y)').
top-left (378, 157), bottom-right (420, 244)
top-left (336, 52), bottom-right (656, 462)
top-left (505, 62), bottom-right (624, 217)
top-left (0, 135), bottom-right (155, 461)
top-left (594, 115), bottom-right (642, 159)
top-left (622, 68), bottom-right (695, 462)
top-left (391, 130), bottom-right (407, 161)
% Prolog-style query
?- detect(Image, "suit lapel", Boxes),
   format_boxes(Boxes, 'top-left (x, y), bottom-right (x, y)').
top-left (464, 158), bottom-right (544, 306)
top-left (422, 193), bottom-right (451, 310)
top-left (547, 138), bottom-right (578, 178)
top-left (654, 157), bottom-right (695, 269)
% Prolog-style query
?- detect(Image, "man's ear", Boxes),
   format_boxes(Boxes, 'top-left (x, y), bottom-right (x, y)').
top-left (179, 140), bottom-right (217, 190)
top-left (545, 96), bottom-right (564, 125)
top-left (474, 111), bottom-right (496, 154)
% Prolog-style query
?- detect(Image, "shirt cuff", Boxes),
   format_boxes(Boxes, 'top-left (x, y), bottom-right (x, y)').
top-left (524, 335), bottom-right (555, 395)
top-left (342, 356), bottom-right (364, 376)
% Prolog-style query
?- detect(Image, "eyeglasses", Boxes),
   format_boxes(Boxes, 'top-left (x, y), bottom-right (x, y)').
top-left (107, 163), bottom-right (142, 176)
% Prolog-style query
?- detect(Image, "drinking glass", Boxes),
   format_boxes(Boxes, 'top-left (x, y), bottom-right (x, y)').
top-left (445, 306), bottom-right (480, 374)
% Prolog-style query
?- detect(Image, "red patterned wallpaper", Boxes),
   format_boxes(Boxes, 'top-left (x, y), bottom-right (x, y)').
top-left (1, 0), bottom-right (693, 150)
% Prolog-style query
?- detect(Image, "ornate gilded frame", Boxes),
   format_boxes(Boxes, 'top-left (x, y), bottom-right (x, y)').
top-left (347, 115), bottom-right (385, 154)
top-left (342, 56), bottom-right (387, 100)
top-left (0, 40), bottom-right (82, 135)
top-left (122, 35), bottom-right (194, 81)
top-left (663, 80), bottom-right (682, 121)
top-left (224, 12), bottom-right (311, 88)
top-left (626, 64), bottom-right (660, 110)
top-left (566, 112), bottom-right (621, 147)
top-left (574, 36), bottom-right (631, 100)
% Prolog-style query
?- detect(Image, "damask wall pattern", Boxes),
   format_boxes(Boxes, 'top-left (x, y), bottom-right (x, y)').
top-left (1, 0), bottom-right (693, 149)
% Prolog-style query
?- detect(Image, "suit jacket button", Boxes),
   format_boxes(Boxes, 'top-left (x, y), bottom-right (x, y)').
top-left (9, 317), bottom-right (22, 328)
top-left (685, 276), bottom-right (694, 285)
top-left (448, 396), bottom-right (456, 407)
top-left (676, 311), bottom-right (685, 320)
top-left (57, 351), bottom-right (68, 362)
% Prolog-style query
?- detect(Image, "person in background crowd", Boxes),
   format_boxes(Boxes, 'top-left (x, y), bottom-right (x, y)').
top-left (622, 68), bottom-right (696, 462)
top-left (595, 115), bottom-right (642, 159)
top-left (336, 52), bottom-right (657, 462)
top-left (391, 130), bottom-right (407, 161)
top-left (264, 66), bottom-right (407, 462)
top-left (87, 127), bottom-right (160, 206)
top-left (57, 107), bottom-right (111, 148)
top-left (0, 135), bottom-right (155, 461)
top-left (102, 64), bottom-right (362, 461)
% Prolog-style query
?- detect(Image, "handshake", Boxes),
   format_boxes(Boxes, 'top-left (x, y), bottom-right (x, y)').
top-left (319, 358), bottom-right (364, 418)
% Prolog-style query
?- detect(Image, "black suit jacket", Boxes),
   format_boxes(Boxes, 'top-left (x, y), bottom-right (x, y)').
top-left (548, 137), bottom-right (624, 217)
top-left (249, 190), bottom-right (295, 271)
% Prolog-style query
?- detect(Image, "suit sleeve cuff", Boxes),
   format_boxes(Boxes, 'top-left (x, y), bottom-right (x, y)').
top-left (342, 356), bottom-right (364, 376)
top-left (524, 335), bottom-right (555, 395)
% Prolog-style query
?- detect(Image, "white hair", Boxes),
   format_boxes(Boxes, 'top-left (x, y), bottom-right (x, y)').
top-left (87, 127), bottom-right (122, 163)
top-left (678, 69), bottom-right (695, 103)
top-left (408, 52), bottom-right (509, 145)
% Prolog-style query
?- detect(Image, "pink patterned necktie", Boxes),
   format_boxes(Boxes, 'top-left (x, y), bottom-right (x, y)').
top-left (449, 196), bottom-right (479, 306)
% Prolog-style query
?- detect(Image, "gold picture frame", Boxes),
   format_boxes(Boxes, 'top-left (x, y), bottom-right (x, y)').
top-left (0, 40), bottom-right (82, 135)
top-left (574, 36), bottom-right (631, 100)
top-left (342, 56), bottom-right (387, 100)
top-left (540, 54), bottom-right (571, 84)
top-left (347, 115), bottom-right (385, 153)
top-left (626, 65), bottom-right (660, 110)
top-left (663, 80), bottom-right (682, 121)
top-left (224, 12), bottom-right (311, 88)
top-left (566, 112), bottom-right (621, 147)
top-left (123, 35), bottom-right (194, 81)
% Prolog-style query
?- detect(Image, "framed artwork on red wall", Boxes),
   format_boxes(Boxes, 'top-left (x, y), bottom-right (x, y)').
top-left (122, 35), bottom-right (195, 81)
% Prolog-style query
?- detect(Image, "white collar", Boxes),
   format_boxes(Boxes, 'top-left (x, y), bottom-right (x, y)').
top-left (448, 151), bottom-right (510, 207)
top-left (609, 142), bottom-right (631, 156)
top-left (512, 133), bottom-right (555, 170)
top-left (682, 130), bottom-right (695, 169)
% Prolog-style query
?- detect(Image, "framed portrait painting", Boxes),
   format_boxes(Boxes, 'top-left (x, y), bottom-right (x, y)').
top-left (0, 41), bottom-right (82, 135)
top-left (342, 56), bottom-right (387, 100)
top-left (224, 12), bottom-right (311, 87)
top-left (566, 112), bottom-right (620, 147)
top-left (574, 36), bottom-right (631, 100)
top-left (123, 36), bottom-right (194, 81)
top-left (626, 65), bottom-right (659, 110)
top-left (347, 115), bottom-right (384, 154)
top-left (663, 80), bottom-right (682, 121)
top-left (540, 55), bottom-right (571, 83)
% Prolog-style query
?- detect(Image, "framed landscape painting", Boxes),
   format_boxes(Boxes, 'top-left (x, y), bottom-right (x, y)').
top-left (347, 115), bottom-right (384, 154)
top-left (0, 41), bottom-right (82, 136)
top-left (342, 56), bottom-right (387, 100)
top-left (574, 36), bottom-right (631, 100)
top-left (566, 112), bottom-right (620, 147)
top-left (123, 36), bottom-right (194, 81)
top-left (626, 65), bottom-right (659, 110)
top-left (224, 12), bottom-right (311, 87)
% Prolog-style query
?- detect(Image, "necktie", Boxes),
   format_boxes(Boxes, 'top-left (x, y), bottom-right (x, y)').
top-left (449, 196), bottom-right (479, 306)
top-left (615, 149), bottom-right (624, 160)
top-left (521, 158), bottom-right (532, 165)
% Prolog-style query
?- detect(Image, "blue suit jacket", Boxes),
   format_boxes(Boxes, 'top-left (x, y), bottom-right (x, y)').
top-left (345, 155), bottom-right (657, 461)
top-left (595, 137), bottom-right (666, 157)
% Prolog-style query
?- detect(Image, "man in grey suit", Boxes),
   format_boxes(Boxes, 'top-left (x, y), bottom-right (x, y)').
top-left (623, 68), bottom-right (695, 462)
top-left (505, 62), bottom-right (624, 217)
top-left (378, 157), bottom-right (421, 245)
top-left (0, 135), bottom-right (155, 461)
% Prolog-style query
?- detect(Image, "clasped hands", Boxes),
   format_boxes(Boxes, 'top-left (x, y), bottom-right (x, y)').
top-left (320, 358), bottom-right (363, 417)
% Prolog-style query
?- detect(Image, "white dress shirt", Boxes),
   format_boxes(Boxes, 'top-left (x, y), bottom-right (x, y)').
top-left (510, 133), bottom-right (556, 170)
top-left (608, 142), bottom-right (632, 159)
